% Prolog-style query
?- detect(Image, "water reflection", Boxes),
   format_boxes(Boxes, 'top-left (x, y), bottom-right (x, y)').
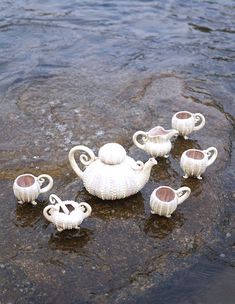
top-left (75, 190), bottom-right (145, 220)
top-left (171, 138), bottom-right (201, 160)
top-left (13, 199), bottom-right (46, 228)
top-left (180, 177), bottom-right (203, 198)
top-left (48, 227), bottom-right (92, 253)
top-left (143, 212), bottom-right (185, 239)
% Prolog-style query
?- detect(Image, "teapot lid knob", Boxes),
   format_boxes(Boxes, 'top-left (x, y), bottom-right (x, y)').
top-left (98, 143), bottom-right (126, 165)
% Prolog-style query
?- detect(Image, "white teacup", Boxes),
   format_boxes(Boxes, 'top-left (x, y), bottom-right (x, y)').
top-left (13, 173), bottom-right (53, 205)
top-left (150, 186), bottom-right (191, 218)
top-left (180, 147), bottom-right (218, 179)
top-left (172, 111), bottom-right (205, 139)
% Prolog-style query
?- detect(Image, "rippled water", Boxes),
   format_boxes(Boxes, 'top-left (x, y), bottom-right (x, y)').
top-left (0, 0), bottom-right (234, 303)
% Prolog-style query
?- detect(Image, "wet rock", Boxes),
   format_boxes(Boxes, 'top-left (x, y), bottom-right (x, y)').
top-left (0, 71), bottom-right (233, 303)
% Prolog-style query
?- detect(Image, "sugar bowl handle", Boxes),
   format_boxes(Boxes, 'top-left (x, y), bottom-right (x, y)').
top-left (78, 202), bottom-right (92, 217)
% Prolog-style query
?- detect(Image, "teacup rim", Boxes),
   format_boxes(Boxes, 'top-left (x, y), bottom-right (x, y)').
top-left (15, 173), bottom-right (36, 188)
top-left (154, 186), bottom-right (176, 203)
top-left (175, 111), bottom-right (193, 120)
top-left (184, 149), bottom-right (205, 160)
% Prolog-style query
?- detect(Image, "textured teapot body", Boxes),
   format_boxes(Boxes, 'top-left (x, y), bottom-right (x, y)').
top-left (180, 147), bottom-right (218, 179)
top-left (43, 195), bottom-right (92, 231)
top-left (69, 143), bottom-right (157, 200)
top-left (133, 126), bottom-right (178, 158)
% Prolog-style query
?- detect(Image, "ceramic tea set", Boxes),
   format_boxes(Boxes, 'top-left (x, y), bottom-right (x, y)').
top-left (13, 110), bottom-right (218, 231)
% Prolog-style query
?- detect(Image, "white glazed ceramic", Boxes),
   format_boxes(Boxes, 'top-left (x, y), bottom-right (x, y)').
top-left (68, 143), bottom-right (157, 200)
top-left (150, 186), bottom-right (191, 218)
top-left (171, 111), bottom-right (205, 139)
top-left (13, 173), bottom-right (53, 205)
top-left (43, 194), bottom-right (92, 232)
top-left (180, 147), bottom-right (218, 179)
top-left (133, 126), bottom-right (178, 158)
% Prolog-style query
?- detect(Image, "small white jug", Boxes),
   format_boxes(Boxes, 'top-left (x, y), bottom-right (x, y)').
top-left (180, 147), bottom-right (218, 179)
top-left (172, 111), bottom-right (205, 139)
top-left (13, 173), bottom-right (53, 205)
top-left (43, 194), bottom-right (92, 232)
top-left (150, 186), bottom-right (191, 218)
top-left (133, 126), bottom-right (178, 158)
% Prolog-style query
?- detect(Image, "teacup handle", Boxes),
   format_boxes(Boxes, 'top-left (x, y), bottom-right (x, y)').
top-left (193, 113), bottom-right (205, 131)
top-left (175, 187), bottom-right (191, 205)
top-left (78, 202), bottom-right (92, 217)
top-left (38, 174), bottom-right (53, 194)
top-left (132, 131), bottom-right (149, 150)
top-left (204, 147), bottom-right (218, 167)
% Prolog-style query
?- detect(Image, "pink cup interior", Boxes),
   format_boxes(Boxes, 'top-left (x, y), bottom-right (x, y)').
top-left (155, 187), bottom-right (175, 202)
top-left (148, 127), bottom-right (169, 136)
top-left (176, 112), bottom-right (192, 119)
top-left (16, 175), bottom-right (35, 187)
top-left (186, 150), bottom-right (204, 160)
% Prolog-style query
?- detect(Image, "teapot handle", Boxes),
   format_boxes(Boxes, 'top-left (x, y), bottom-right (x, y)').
top-left (133, 131), bottom-right (149, 150)
top-left (68, 145), bottom-right (96, 180)
top-left (38, 174), bottom-right (53, 194)
top-left (78, 202), bottom-right (92, 217)
top-left (204, 147), bottom-right (218, 167)
top-left (175, 187), bottom-right (191, 205)
top-left (193, 113), bottom-right (205, 131)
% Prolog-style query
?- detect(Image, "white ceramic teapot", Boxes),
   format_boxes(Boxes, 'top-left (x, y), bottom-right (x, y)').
top-left (43, 194), bottom-right (92, 232)
top-left (133, 126), bottom-right (178, 158)
top-left (68, 143), bottom-right (157, 200)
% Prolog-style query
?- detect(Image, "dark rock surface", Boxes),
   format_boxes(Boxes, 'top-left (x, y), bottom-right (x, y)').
top-left (0, 71), bottom-right (234, 303)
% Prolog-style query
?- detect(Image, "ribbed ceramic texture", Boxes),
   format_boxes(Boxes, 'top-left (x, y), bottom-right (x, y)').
top-left (69, 144), bottom-right (157, 200)
top-left (43, 199), bottom-right (92, 232)
top-left (98, 143), bottom-right (126, 165)
top-left (150, 186), bottom-right (191, 217)
top-left (180, 151), bottom-right (208, 178)
top-left (172, 115), bottom-right (195, 136)
top-left (133, 127), bottom-right (178, 158)
top-left (83, 156), bottom-right (155, 200)
top-left (150, 191), bottom-right (177, 217)
top-left (172, 112), bottom-right (205, 137)
top-left (13, 182), bottom-right (40, 203)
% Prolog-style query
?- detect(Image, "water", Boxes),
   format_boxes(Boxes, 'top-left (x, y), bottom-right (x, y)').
top-left (0, 1), bottom-right (234, 303)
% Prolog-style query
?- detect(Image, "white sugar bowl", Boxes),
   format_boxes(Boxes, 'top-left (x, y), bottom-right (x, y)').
top-left (43, 194), bottom-right (92, 232)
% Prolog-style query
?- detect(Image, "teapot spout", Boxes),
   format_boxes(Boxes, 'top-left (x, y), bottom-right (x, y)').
top-left (143, 158), bottom-right (158, 173)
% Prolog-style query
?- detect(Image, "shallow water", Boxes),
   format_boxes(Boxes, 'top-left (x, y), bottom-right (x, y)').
top-left (0, 0), bottom-right (234, 303)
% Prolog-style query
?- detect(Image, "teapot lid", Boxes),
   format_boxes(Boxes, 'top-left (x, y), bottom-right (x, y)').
top-left (98, 143), bottom-right (126, 165)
